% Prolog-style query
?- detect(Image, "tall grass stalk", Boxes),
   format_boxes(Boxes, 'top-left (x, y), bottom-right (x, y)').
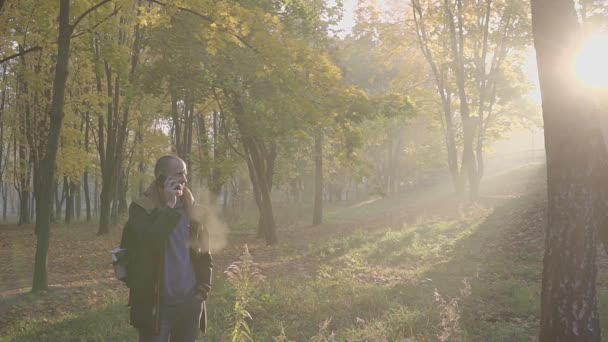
top-left (225, 244), bottom-right (265, 342)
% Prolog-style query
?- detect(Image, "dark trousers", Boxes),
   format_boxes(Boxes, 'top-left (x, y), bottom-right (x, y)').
top-left (138, 298), bottom-right (204, 342)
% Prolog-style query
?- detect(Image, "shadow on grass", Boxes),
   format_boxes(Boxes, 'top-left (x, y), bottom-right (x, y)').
top-left (6, 301), bottom-right (135, 342)
top-left (249, 187), bottom-right (548, 341)
top-left (414, 189), bottom-right (546, 341)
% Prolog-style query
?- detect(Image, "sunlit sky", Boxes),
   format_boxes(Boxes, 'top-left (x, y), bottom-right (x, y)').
top-left (333, 0), bottom-right (357, 35)
top-left (333, 0), bottom-right (388, 36)
top-left (524, 48), bottom-right (541, 103)
top-left (575, 34), bottom-right (608, 88)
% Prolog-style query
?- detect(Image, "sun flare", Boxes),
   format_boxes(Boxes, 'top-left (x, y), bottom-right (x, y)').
top-left (575, 34), bottom-right (608, 88)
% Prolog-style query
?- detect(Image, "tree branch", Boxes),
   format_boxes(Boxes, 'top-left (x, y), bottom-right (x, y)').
top-left (147, 0), bottom-right (212, 21)
top-left (146, 0), bottom-right (258, 53)
top-left (212, 87), bottom-right (246, 159)
top-left (0, 46), bottom-right (42, 65)
top-left (72, 6), bottom-right (122, 39)
top-left (72, 0), bottom-right (113, 30)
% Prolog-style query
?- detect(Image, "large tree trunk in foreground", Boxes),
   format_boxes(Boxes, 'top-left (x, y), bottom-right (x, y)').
top-left (32, 0), bottom-right (72, 292)
top-left (533, 0), bottom-right (606, 340)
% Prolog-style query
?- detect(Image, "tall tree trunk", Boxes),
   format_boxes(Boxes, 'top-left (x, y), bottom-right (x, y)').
top-left (83, 112), bottom-right (91, 221)
top-left (65, 176), bottom-right (74, 224)
top-left (94, 171), bottom-right (98, 218)
top-left (412, 1), bottom-right (462, 194)
top-left (0, 65), bottom-right (7, 208)
top-left (10, 187), bottom-right (15, 215)
top-left (54, 178), bottom-right (61, 221)
top-left (83, 171), bottom-right (91, 221)
top-left (136, 127), bottom-right (145, 198)
top-left (75, 181), bottom-right (81, 221)
top-left (118, 169), bottom-right (128, 216)
top-left (197, 110), bottom-right (208, 185)
top-left (249, 138), bottom-right (277, 245)
top-left (313, 130), bottom-right (323, 226)
top-left (444, 0), bottom-right (479, 199)
top-left (98, 16), bottom-right (137, 228)
top-left (111, 173), bottom-right (119, 223)
top-left (32, 0), bottom-right (72, 292)
top-left (183, 91), bottom-right (194, 172)
top-left (210, 110), bottom-right (225, 199)
top-left (171, 89), bottom-right (182, 156)
top-left (98, 176), bottom-right (112, 233)
top-left (2, 182), bottom-right (7, 222)
top-left (17, 146), bottom-right (30, 225)
top-left (223, 184), bottom-right (228, 209)
top-left (533, 0), bottom-right (604, 340)
top-left (30, 190), bottom-right (34, 222)
top-left (475, 3), bottom-right (511, 187)
top-left (226, 93), bottom-right (278, 244)
top-left (438, 86), bottom-right (460, 192)
top-left (97, 62), bottom-right (114, 235)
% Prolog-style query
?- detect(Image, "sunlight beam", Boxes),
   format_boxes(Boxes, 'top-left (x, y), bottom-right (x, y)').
top-left (575, 34), bottom-right (608, 88)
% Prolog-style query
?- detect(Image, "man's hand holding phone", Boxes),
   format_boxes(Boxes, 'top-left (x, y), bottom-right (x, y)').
top-left (163, 176), bottom-right (184, 208)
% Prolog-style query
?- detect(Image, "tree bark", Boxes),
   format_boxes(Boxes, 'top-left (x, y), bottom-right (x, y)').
top-left (533, 0), bottom-right (604, 339)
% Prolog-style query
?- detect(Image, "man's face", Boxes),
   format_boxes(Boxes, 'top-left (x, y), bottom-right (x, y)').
top-left (168, 159), bottom-right (188, 187)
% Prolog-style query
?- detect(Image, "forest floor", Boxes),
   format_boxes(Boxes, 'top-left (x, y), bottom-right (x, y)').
top-left (3, 162), bottom-right (608, 341)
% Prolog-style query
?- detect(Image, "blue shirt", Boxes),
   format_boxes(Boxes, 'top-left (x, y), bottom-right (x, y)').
top-left (161, 200), bottom-right (196, 304)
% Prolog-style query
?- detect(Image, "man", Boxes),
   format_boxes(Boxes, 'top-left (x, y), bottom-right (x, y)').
top-left (120, 155), bottom-right (212, 342)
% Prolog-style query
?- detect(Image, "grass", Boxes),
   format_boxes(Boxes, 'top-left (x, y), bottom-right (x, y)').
top-left (5, 163), bottom-right (605, 341)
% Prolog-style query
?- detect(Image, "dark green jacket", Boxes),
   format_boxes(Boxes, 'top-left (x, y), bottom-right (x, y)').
top-left (120, 192), bottom-right (212, 335)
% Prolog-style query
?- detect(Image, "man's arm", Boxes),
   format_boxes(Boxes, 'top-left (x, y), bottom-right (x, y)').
top-left (192, 224), bottom-right (213, 300)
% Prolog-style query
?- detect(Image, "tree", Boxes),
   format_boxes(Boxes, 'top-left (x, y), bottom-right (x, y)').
top-left (412, 0), bottom-right (530, 198)
top-left (533, 0), bottom-right (606, 339)
top-left (32, 0), bottom-right (112, 293)
top-left (92, 1), bottom-right (143, 235)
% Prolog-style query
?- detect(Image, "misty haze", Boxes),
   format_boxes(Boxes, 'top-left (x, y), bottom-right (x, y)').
top-left (1, 0), bottom-right (607, 341)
